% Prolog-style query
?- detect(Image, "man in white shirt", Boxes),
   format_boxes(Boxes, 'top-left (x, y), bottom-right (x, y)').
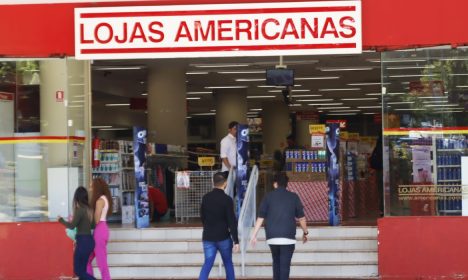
top-left (220, 121), bottom-right (238, 176)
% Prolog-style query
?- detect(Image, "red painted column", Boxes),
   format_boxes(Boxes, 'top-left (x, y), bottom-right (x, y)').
top-left (0, 222), bottom-right (74, 280)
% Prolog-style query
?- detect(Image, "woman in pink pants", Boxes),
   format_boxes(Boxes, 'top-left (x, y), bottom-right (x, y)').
top-left (87, 178), bottom-right (112, 280)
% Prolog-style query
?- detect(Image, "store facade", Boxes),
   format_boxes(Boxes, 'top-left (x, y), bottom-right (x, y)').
top-left (0, 0), bottom-right (468, 279)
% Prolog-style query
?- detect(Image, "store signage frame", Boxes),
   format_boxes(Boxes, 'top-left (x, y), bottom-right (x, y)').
top-left (74, 1), bottom-right (362, 59)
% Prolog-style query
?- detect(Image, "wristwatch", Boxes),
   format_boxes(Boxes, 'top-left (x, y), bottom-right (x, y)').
top-left (303, 231), bottom-right (309, 236)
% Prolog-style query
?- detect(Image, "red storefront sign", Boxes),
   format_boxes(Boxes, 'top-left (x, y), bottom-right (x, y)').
top-left (75, 1), bottom-right (362, 59)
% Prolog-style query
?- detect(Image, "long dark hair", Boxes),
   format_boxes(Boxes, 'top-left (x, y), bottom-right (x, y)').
top-left (90, 177), bottom-right (113, 217)
top-left (73, 186), bottom-right (92, 220)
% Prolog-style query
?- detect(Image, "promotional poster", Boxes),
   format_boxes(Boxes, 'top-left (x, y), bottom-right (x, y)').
top-left (326, 122), bottom-right (341, 226)
top-left (236, 124), bottom-right (249, 215)
top-left (133, 127), bottom-right (149, 228)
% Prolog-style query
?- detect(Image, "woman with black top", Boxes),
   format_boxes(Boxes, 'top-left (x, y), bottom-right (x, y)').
top-left (58, 186), bottom-right (96, 280)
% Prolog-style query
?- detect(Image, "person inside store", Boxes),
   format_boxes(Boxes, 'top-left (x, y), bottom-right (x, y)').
top-left (58, 186), bottom-right (96, 280)
top-left (199, 172), bottom-right (239, 280)
top-left (250, 172), bottom-right (309, 280)
top-left (220, 121), bottom-right (238, 178)
top-left (87, 178), bottom-right (112, 280)
top-left (369, 134), bottom-right (384, 217)
top-left (148, 185), bottom-right (168, 222)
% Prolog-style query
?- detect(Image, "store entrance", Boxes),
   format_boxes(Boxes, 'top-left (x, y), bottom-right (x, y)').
top-left (91, 53), bottom-right (383, 227)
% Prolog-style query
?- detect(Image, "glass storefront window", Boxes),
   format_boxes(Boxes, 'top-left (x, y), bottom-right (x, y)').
top-left (382, 47), bottom-right (468, 216)
top-left (0, 59), bottom-right (90, 222)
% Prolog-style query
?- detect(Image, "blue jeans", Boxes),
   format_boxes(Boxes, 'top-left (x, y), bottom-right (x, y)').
top-left (199, 238), bottom-right (235, 280)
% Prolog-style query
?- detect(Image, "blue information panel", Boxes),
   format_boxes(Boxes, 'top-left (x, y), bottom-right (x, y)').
top-left (133, 127), bottom-right (149, 228)
top-left (236, 124), bottom-right (249, 215)
top-left (326, 122), bottom-right (340, 226)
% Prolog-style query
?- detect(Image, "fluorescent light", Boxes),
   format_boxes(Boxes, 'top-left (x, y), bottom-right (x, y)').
top-left (205, 86), bottom-right (248, 89)
top-left (426, 104), bottom-right (460, 107)
top-left (418, 96), bottom-right (448, 99)
top-left (329, 110), bottom-right (361, 113)
top-left (194, 64), bottom-right (249, 68)
top-left (235, 78), bottom-right (265, 82)
top-left (186, 71), bottom-right (209, 75)
top-left (394, 108), bottom-right (425, 111)
top-left (186, 116), bottom-right (192, 119)
top-left (70, 100), bottom-right (85, 103)
top-left (93, 66), bottom-right (145, 71)
top-left (341, 98), bottom-right (378, 101)
top-left (347, 83), bottom-right (382, 86)
top-left (191, 112), bottom-right (216, 116)
top-left (439, 58), bottom-right (468, 61)
top-left (250, 108), bottom-right (263, 111)
top-left (186, 97), bottom-right (201, 100)
top-left (387, 66), bottom-right (435, 70)
top-left (366, 93), bottom-right (382, 96)
top-left (247, 95), bottom-right (275, 99)
top-left (18, 155), bottom-right (43, 159)
top-left (187, 91), bottom-right (212, 95)
top-left (218, 70), bottom-right (265, 74)
top-left (327, 113), bottom-right (357, 116)
top-left (319, 88), bottom-right (361, 92)
top-left (268, 89), bottom-right (311, 93)
top-left (91, 126), bottom-right (112, 129)
top-left (363, 112), bottom-right (378, 115)
top-left (319, 67), bottom-right (373, 71)
top-left (295, 76), bottom-right (340, 80)
top-left (289, 104), bottom-right (302, 107)
top-left (210, 110), bottom-right (216, 112)
top-left (105, 103), bottom-right (130, 107)
top-left (308, 103), bottom-right (343, 106)
top-left (318, 106), bottom-right (351, 110)
top-left (422, 100), bottom-right (449, 104)
top-left (99, 128), bottom-right (131, 130)
top-left (449, 73), bottom-right (468, 76)
top-left (387, 92), bottom-right (406, 95)
top-left (388, 74), bottom-right (436, 78)
top-left (293, 94), bottom-right (322, 97)
top-left (368, 59), bottom-right (426, 63)
top-left (433, 110), bottom-right (464, 113)
top-left (358, 106), bottom-right (382, 109)
top-left (456, 85), bottom-right (468, 88)
top-left (257, 85), bottom-right (277, 88)
top-left (296, 99), bottom-right (334, 102)
top-left (387, 101), bottom-right (414, 105)
top-left (141, 93), bottom-right (148, 96)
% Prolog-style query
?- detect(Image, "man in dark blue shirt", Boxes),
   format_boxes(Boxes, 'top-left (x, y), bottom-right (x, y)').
top-left (199, 172), bottom-right (239, 280)
top-left (250, 172), bottom-right (308, 280)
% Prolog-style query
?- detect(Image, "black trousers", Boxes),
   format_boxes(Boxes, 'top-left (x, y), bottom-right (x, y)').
top-left (269, 244), bottom-right (295, 280)
top-left (75, 234), bottom-right (96, 280)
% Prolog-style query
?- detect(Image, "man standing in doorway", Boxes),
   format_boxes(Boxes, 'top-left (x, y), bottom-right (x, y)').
top-left (220, 121), bottom-right (238, 178)
top-left (199, 172), bottom-right (239, 280)
top-left (250, 172), bottom-right (309, 280)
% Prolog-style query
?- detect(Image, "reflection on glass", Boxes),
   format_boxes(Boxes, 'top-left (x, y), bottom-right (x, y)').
top-left (382, 47), bottom-right (468, 216)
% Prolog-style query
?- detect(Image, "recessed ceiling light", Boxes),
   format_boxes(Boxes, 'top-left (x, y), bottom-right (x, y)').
top-left (394, 108), bottom-right (425, 111)
top-left (257, 85), bottom-right (277, 88)
top-left (289, 104), bottom-right (302, 107)
top-left (186, 71), bottom-right (209, 75)
top-left (187, 91), bottom-right (212, 95)
top-left (387, 101), bottom-right (414, 104)
top-left (205, 86), bottom-right (248, 89)
top-left (358, 106), bottom-right (382, 109)
top-left (218, 70), bottom-right (265, 74)
top-left (295, 76), bottom-right (340, 80)
top-left (296, 99), bottom-right (334, 102)
top-left (365, 93), bottom-right (382, 96)
top-left (347, 82), bottom-right (382, 86)
top-left (268, 89), bottom-right (311, 93)
top-left (293, 94), bottom-right (322, 97)
top-left (341, 98), bottom-right (378, 101)
top-left (329, 109), bottom-right (361, 113)
top-left (92, 126), bottom-right (112, 129)
top-left (141, 93), bottom-right (148, 96)
top-left (250, 108), bottom-right (263, 111)
top-left (235, 78), bottom-right (265, 82)
top-left (105, 103), bottom-right (130, 107)
top-left (247, 95), bottom-right (276, 99)
top-left (318, 67), bottom-right (373, 71)
top-left (93, 66), bottom-right (146, 71)
top-left (363, 112), bottom-right (378, 115)
top-left (456, 85), bottom-right (468, 88)
top-left (186, 97), bottom-right (201, 100)
top-left (193, 64), bottom-right (249, 68)
top-left (308, 103), bottom-right (343, 106)
top-left (191, 112), bottom-right (216, 116)
top-left (319, 88), bottom-right (361, 92)
top-left (318, 106), bottom-right (351, 110)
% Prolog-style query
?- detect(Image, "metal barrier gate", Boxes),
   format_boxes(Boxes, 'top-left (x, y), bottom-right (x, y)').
top-left (175, 170), bottom-right (216, 223)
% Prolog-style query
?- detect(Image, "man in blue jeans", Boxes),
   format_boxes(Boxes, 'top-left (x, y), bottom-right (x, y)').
top-left (199, 172), bottom-right (239, 280)
top-left (250, 172), bottom-right (309, 280)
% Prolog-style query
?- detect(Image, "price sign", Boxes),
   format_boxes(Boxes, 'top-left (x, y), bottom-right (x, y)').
top-left (198, 157), bottom-right (215, 167)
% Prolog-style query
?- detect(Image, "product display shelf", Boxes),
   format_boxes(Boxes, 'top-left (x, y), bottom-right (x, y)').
top-left (433, 136), bottom-right (467, 215)
top-left (284, 149), bottom-right (327, 182)
top-left (118, 140), bottom-right (136, 224)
